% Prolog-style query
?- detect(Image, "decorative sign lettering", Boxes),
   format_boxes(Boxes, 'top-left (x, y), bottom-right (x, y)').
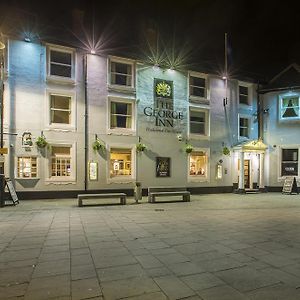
top-left (88, 161), bottom-right (98, 181)
top-left (282, 177), bottom-right (299, 194)
top-left (156, 157), bottom-right (171, 177)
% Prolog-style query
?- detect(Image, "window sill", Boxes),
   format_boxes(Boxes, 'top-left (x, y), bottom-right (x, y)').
top-left (188, 177), bottom-right (209, 183)
top-left (108, 84), bottom-right (136, 94)
top-left (108, 177), bottom-right (136, 184)
top-left (16, 177), bottom-right (40, 180)
top-left (107, 129), bottom-right (136, 136)
top-left (279, 118), bottom-right (300, 123)
top-left (189, 96), bottom-right (210, 105)
top-left (188, 134), bottom-right (210, 140)
top-left (46, 75), bottom-right (75, 85)
top-left (45, 125), bottom-right (76, 132)
top-left (45, 178), bottom-right (76, 185)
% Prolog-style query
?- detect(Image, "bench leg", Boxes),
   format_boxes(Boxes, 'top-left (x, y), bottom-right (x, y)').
top-left (184, 195), bottom-right (190, 202)
top-left (121, 196), bottom-right (126, 205)
top-left (78, 199), bottom-right (82, 207)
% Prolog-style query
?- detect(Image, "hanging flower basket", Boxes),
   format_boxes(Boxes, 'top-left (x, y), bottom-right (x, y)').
top-left (185, 144), bottom-right (194, 153)
top-left (222, 146), bottom-right (230, 156)
top-left (136, 143), bottom-right (147, 152)
top-left (36, 136), bottom-right (48, 148)
top-left (92, 138), bottom-right (105, 152)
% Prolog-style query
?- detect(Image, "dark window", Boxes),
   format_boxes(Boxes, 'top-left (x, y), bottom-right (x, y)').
top-left (239, 86), bottom-right (249, 105)
top-left (50, 50), bottom-right (72, 78)
top-left (190, 110), bottom-right (206, 134)
top-left (239, 117), bottom-right (249, 138)
top-left (110, 102), bottom-right (132, 129)
top-left (282, 149), bottom-right (298, 176)
top-left (110, 62), bottom-right (132, 86)
top-left (190, 76), bottom-right (206, 98)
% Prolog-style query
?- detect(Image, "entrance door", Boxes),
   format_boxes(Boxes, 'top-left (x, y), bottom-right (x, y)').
top-left (238, 159), bottom-right (250, 189)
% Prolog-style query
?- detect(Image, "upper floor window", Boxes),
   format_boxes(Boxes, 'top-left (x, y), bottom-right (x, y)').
top-left (189, 108), bottom-right (209, 136)
top-left (17, 157), bottom-right (37, 178)
top-left (110, 60), bottom-right (133, 87)
top-left (189, 74), bottom-right (207, 98)
top-left (110, 101), bottom-right (132, 129)
top-left (49, 49), bottom-right (73, 78)
top-left (50, 95), bottom-right (71, 124)
top-left (239, 86), bottom-right (249, 105)
top-left (281, 148), bottom-right (298, 176)
top-left (280, 96), bottom-right (300, 119)
top-left (239, 117), bottom-right (249, 138)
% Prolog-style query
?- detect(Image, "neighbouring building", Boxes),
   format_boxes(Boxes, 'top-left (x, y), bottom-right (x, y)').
top-left (1, 35), bottom-right (298, 199)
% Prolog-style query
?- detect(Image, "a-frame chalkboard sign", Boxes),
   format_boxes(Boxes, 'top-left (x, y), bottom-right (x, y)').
top-left (5, 178), bottom-right (19, 205)
top-left (282, 177), bottom-right (299, 195)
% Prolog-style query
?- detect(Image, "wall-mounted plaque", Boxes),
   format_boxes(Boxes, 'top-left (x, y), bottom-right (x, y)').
top-left (88, 161), bottom-right (98, 181)
top-left (156, 157), bottom-right (171, 177)
top-left (22, 132), bottom-right (33, 147)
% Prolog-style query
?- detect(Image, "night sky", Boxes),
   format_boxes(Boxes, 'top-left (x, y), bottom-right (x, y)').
top-left (1, 0), bottom-right (299, 81)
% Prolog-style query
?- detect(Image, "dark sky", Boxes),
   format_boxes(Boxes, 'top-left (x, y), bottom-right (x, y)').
top-left (1, 0), bottom-right (299, 80)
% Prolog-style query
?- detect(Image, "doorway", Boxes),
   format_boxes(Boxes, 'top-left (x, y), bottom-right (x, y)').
top-left (238, 159), bottom-right (250, 189)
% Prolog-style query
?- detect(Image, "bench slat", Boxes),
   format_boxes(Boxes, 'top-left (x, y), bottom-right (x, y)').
top-left (78, 193), bottom-right (126, 207)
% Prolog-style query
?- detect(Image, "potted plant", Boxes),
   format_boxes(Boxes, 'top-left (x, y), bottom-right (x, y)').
top-left (92, 138), bottom-right (105, 152)
top-left (136, 143), bottom-right (147, 152)
top-left (36, 136), bottom-right (48, 148)
top-left (185, 144), bottom-right (194, 153)
top-left (222, 146), bottom-right (230, 156)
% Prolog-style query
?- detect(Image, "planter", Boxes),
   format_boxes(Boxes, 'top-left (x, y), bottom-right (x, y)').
top-left (185, 144), bottom-right (194, 153)
top-left (92, 139), bottom-right (105, 152)
top-left (136, 143), bottom-right (147, 152)
top-left (36, 136), bottom-right (48, 149)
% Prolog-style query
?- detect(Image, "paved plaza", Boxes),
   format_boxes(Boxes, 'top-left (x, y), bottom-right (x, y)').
top-left (1, 193), bottom-right (300, 300)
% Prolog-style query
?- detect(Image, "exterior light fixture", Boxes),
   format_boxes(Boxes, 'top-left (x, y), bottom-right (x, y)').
top-left (0, 41), bottom-right (5, 50)
top-left (153, 64), bottom-right (160, 71)
top-left (90, 49), bottom-right (95, 54)
top-left (24, 37), bottom-right (31, 43)
top-left (222, 75), bottom-right (227, 80)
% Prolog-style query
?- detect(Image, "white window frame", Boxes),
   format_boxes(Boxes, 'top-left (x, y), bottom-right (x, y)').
top-left (187, 148), bottom-right (210, 182)
top-left (108, 56), bottom-right (135, 91)
top-left (45, 90), bottom-right (76, 131)
top-left (188, 71), bottom-right (209, 103)
top-left (238, 114), bottom-right (251, 140)
top-left (45, 143), bottom-right (76, 183)
top-left (278, 145), bottom-right (299, 179)
top-left (107, 97), bottom-right (136, 135)
top-left (278, 93), bottom-right (300, 121)
top-left (107, 144), bottom-right (136, 183)
top-left (188, 106), bottom-right (210, 139)
top-left (238, 81), bottom-right (253, 106)
top-left (15, 156), bottom-right (39, 179)
top-left (46, 44), bottom-right (76, 84)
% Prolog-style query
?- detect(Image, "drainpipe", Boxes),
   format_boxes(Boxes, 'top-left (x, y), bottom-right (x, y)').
top-left (257, 81), bottom-right (263, 140)
top-left (84, 54), bottom-right (88, 191)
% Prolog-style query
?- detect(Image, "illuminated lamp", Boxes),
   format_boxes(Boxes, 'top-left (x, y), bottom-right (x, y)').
top-left (90, 49), bottom-right (95, 54)
top-left (24, 37), bottom-right (31, 42)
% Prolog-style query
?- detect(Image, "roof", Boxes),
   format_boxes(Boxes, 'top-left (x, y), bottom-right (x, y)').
top-left (259, 63), bottom-right (300, 93)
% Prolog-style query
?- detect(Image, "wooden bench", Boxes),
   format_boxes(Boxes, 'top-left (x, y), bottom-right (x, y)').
top-left (78, 193), bottom-right (126, 207)
top-left (148, 187), bottom-right (190, 203)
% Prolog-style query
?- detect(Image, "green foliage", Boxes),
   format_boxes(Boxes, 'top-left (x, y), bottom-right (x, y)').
top-left (136, 143), bottom-right (147, 152)
top-left (36, 136), bottom-right (48, 148)
top-left (222, 146), bottom-right (230, 156)
top-left (92, 138), bottom-right (105, 152)
top-left (185, 144), bottom-right (194, 153)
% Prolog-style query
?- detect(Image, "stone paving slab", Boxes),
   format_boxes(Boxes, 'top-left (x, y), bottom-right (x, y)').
top-left (1, 193), bottom-right (300, 299)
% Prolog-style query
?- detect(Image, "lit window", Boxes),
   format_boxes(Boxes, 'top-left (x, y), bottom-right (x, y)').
top-left (280, 96), bottom-right (300, 119)
top-left (50, 50), bottom-right (72, 78)
top-left (189, 151), bottom-right (208, 177)
top-left (110, 148), bottom-right (132, 178)
top-left (110, 101), bottom-right (132, 129)
top-left (51, 146), bottom-right (71, 177)
top-left (239, 117), bottom-right (249, 138)
top-left (189, 75), bottom-right (206, 98)
top-left (190, 109), bottom-right (208, 135)
top-left (239, 86), bottom-right (249, 105)
top-left (110, 61), bottom-right (133, 86)
top-left (50, 95), bottom-right (71, 124)
top-left (17, 157), bottom-right (37, 178)
top-left (281, 149), bottom-right (298, 176)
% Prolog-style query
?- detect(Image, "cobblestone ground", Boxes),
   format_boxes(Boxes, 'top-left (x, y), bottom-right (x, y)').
top-left (1, 193), bottom-right (300, 300)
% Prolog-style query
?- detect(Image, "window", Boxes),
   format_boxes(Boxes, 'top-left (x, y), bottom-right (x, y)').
top-left (280, 96), bottom-right (300, 119)
top-left (189, 151), bottom-right (208, 178)
top-left (50, 95), bottom-right (71, 124)
top-left (189, 75), bottom-right (206, 98)
top-left (239, 117), bottom-right (249, 138)
top-left (110, 148), bottom-right (132, 178)
top-left (110, 101), bottom-right (132, 129)
top-left (189, 109), bottom-right (208, 135)
top-left (239, 86), bottom-right (249, 105)
top-left (49, 49), bottom-right (72, 78)
top-left (281, 149), bottom-right (298, 176)
top-left (51, 146), bottom-right (71, 177)
top-left (17, 157), bottom-right (37, 178)
top-left (110, 61), bottom-right (133, 86)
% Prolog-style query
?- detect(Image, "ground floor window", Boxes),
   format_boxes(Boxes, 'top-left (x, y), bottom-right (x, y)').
top-left (281, 148), bottom-right (298, 176)
top-left (110, 148), bottom-right (132, 178)
top-left (17, 157), bottom-right (37, 178)
top-left (189, 151), bottom-right (208, 178)
top-left (51, 146), bottom-right (71, 177)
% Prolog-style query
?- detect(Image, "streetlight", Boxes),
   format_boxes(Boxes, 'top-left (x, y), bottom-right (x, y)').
top-left (0, 40), bottom-right (5, 207)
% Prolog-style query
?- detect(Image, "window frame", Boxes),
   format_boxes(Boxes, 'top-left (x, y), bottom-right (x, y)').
top-left (16, 156), bottom-right (38, 179)
top-left (238, 115), bottom-right (251, 140)
top-left (279, 94), bottom-right (300, 121)
top-left (45, 143), bottom-right (76, 183)
top-left (107, 97), bottom-right (136, 135)
top-left (108, 56), bottom-right (135, 90)
top-left (107, 144), bottom-right (136, 183)
top-left (279, 147), bottom-right (299, 178)
top-left (188, 106), bottom-right (210, 139)
top-left (238, 81), bottom-right (252, 106)
top-left (45, 90), bottom-right (76, 131)
top-left (46, 44), bottom-right (75, 84)
top-left (188, 71), bottom-right (209, 103)
top-left (187, 148), bottom-right (210, 182)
